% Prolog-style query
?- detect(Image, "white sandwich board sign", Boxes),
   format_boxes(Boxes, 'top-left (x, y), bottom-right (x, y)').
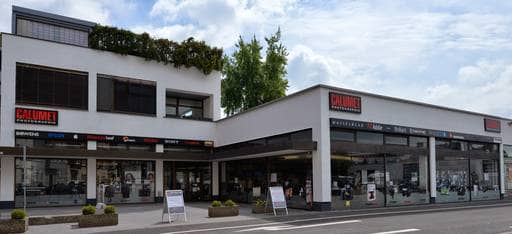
top-left (162, 190), bottom-right (187, 223)
top-left (266, 186), bottom-right (288, 216)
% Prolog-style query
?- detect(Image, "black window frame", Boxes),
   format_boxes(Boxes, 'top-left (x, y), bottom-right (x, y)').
top-left (15, 63), bottom-right (88, 110)
top-left (165, 95), bottom-right (205, 120)
top-left (97, 74), bottom-right (157, 116)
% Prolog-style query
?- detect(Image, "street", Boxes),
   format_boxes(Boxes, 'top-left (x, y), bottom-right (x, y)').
top-left (111, 205), bottom-right (512, 234)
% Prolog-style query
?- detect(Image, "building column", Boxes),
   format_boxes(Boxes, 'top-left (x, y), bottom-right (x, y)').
top-left (500, 143), bottom-right (505, 199)
top-left (86, 158), bottom-right (97, 205)
top-left (155, 159), bottom-right (164, 202)
top-left (0, 156), bottom-right (15, 209)
top-left (212, 161), bottom-right (219, 200)
top-left (429, 136), bottom-right (437, 203)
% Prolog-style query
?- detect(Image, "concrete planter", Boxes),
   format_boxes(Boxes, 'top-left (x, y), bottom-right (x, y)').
top-left (252, 205), bottom-right (272, 214)
top-left (208, 206), bottom-right (239, 217)
top-left (0, 218), bottom-right (28, 233)
top-left (78, 213), bottom-right (118, 228)
top-left (29, 214), bottom-right (80, 225)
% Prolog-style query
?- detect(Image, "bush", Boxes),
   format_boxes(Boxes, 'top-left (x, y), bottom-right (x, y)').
top-left (82, 205), bottom-right (96, 215)
top-left (11, 209), bottom-right (27, 220)
top-left (104, 205), bottom-right (116, 214)
top-left (211, 200), bottom-right (222, 207)
top-left (254, 199), bottom-right (266, 207)
top-left (224, 199), bottom-right (236, 207)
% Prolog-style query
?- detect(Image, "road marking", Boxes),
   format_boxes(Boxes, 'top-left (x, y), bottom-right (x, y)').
top-left (371, 229), bottom-right (420, 234)
top-left (234, 220), bottom-right (361, 232)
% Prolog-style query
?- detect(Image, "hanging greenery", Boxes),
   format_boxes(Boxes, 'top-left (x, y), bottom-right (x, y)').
top-left (88, 25), bottom-right (223, 75)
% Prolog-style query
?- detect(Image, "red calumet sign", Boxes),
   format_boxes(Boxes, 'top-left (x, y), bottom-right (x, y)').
top-left (484, 118), bottom-right (501, 133)
top-left (329, 92), bottom-right (362, 113)
top-left (15, 107), bottom-right (58, 125)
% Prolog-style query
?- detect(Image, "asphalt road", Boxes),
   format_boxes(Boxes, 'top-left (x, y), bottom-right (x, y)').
top-left (116, 205), bottom-right (512, 234)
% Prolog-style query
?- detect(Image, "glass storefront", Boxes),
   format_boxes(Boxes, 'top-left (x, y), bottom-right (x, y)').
top-left (504, 145), bottom-right (512, 198)
top-left (331, 129), bottom-right (430, 210)
top-left (96, 160), bottom-right (155, 204)
top-left (163, 161), bottom-right (211, 201)
top-left (15, 158), bottom-right (87, 207)
top-left (221, 154), bottom-right (313, 209)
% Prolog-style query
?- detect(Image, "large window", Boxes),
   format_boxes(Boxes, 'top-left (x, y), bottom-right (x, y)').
top-left (505, 145), bottom-right (512, 158)
top-left (15, 158), bottom-right (87, 207)
top-left (166, 95), bottom-right (204, 119)
top-left (97, 75), bottom-right (156, 115)
top-left (16, 63), bottom-right (88, 109)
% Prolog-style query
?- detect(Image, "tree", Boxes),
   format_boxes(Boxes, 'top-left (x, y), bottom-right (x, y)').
top-left (222, 29), bottom-right (289, 116)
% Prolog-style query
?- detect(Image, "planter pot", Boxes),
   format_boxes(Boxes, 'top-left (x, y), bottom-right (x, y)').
top-left (78, 214), bottom-right (118, 228)
top-left (0, 218), bottom-right (28, 233)
top-left (252, 206), bottom-right (272, 214)
top-left (29, 214), bottom-right (80, 225)
top-left (208, 206), bottom-right (239, 217)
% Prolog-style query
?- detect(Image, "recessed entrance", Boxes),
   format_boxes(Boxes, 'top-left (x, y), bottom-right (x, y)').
top-left (163, 161), bottom-right (211, 201)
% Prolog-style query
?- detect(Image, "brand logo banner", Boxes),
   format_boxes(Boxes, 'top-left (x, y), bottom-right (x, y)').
top-left (484, 118), bottom-right (501, 133)
top-left (329, 92), bottom-right (362, 113)
top-left (15, 108), bottom-right (58, 125)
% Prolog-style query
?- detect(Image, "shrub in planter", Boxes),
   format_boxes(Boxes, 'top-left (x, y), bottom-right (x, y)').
top-left (0, 209), bottom-right (28, 233)
top-left (104, 205), bottom-right (116, 214)
top-left (82, 205), bottom-right (96, 215)
top-left (252, 199), bottom-right (271, 214)
top-left (208, 199), bottom-right (239, 218)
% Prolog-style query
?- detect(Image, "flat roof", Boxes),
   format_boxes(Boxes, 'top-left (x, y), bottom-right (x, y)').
top-left (217, 84), bottom-right (512, 122)
top-left (12, 5), bottom-right (96, 33)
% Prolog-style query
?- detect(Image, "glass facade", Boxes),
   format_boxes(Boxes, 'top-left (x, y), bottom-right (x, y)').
top-left (221, 154), bottom-right (313, 209)
top-left (163, 162), bottom-right (211, 201)
top-left (15, 158), bottom-right (87, 207)
top-left (505, 145), bottom-right (512, 197)
top-left (331, 129), bottom-right (430, 209)
top-left (96, 160), bottom-right (155, 204)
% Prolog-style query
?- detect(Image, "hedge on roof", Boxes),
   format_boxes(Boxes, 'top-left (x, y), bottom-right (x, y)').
top-left (88, 25), bottom-right (223, 75)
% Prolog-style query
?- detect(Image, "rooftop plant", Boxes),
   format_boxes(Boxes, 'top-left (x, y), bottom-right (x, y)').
top-left (88, 25), bottom-right (223, 75)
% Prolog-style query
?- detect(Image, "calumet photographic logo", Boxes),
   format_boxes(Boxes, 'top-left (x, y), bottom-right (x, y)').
top-left (329, 92), bottom-right (362, 113)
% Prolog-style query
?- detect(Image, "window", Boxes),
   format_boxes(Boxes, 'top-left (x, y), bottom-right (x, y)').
top-left (16, 18), bottom-right (89, 47)
top-left (435, 139), bottom-right (451, 149)
top-left (16, 64), bottom-right (88, 109)
top-left (97, 75), bottom-right (156, 115)
top-left (166, 95), bottom-right (204, 119)
top-left (505, 145), bottom-right (512, 158)
top-left (384, 135), bottom-right (408, 146)
top-left (356, 131), bottom-right (383, 145)
top-left (409, 137), bottom-right (428, 148)
top-left (470, 143), bottom-right (498, 153)
top-left (331, 129), bottom-right (355, 142)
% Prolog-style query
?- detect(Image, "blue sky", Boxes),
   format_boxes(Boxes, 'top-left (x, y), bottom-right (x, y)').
top-left (1, 0), bottom-right (512, 118)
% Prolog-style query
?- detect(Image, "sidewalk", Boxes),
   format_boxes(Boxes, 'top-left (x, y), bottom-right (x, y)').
top-left (2, 200), bottom-right (511, 234)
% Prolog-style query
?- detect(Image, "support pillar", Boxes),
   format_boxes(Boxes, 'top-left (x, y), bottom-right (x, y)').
top-left (312, 90), bottom-right (331, 211)
top-left (429, 136), bottom-right (437, 203)
top-left (155, 159), bottom-right (164, 202)
top-left (0, 156), bottom-right (15, 209)
top-left (500, 143), bottom-right (505, 199)
top-left (86, 158), bottom-right (97, 205)
top-left (212, 161), bottom-right (219, 200)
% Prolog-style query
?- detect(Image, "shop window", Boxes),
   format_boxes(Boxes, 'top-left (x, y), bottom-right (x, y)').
top-left (165, 94), bottom-right (204, 119)
top-left (505, 145), bottom-right (512, 158)
top-left (385, 153), bottom-right (429, 206)
top-left (384, 135), bottom-right (408, 146)
top-left (356, 131), bottom-right (383, 145)
top-left (450, 140), bottom-right (468, 151)
top-left (16, 63), bottom-right (88, 109)
top-left (436, 153), bottom-right (470, 203)
top-left (97, 75), bottom-right (156, 115)
top-left (409, 137), bottom-right (427, 148)
top-left (470, 143), bottom-right (498, 153)
top-left (15, 158), bottom-right (87, 207)
top-left (15, 138), bottom-right (86, 149)
top-left (97, 142), bottom-right (155, 152)
top-left (96, 160), bottom-right (155, 204)
top-left (470, 157), bottom-right (500, 201)
top-left (435, 139), bottom-right (451, 149)
top-left (331, 129), bottom-right (355, 142)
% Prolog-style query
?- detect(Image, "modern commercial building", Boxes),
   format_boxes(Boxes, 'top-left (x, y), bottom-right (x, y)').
top-left (0, 6), bottom-right (511, 211)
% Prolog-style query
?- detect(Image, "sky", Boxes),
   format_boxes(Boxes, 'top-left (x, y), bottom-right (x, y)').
top-left (1, 0), bottom-right (512, 118)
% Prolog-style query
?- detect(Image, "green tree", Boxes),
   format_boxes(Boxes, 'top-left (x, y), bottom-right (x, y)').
top-left (222, 29), bottom-right (288, 116)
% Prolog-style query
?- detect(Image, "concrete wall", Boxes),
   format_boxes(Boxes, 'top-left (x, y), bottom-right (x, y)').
top-left (0, 34), bottom-right (220, 147)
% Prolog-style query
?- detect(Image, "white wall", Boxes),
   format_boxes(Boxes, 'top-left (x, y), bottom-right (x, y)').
top-left (0, 34), bottom-right (220, 147)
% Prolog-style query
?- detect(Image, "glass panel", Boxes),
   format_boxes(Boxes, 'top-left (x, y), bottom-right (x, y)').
top-left (505, 162), bottom-right (512, 197)
top-left (331, 130), bottom-right (355, 142)
top-left (435, 139), bottom-right (451, 149)
top-left (222, 158), bottom-right (267, 204)
top-left (409, 137), bottom-right (427, 148)
top-left (166, 97), bottom-right (177, 105)
top-left (16, 18), bottom-right (88, 46)
top-left (15, 158), bottom-right (87, 207)
top-left (450, 140), bottom-right (468, 151)
top-left (356, 132), bottom-right (383, 145)
top-left (179, 98), bottom-right (202, 107)
top-left (178, 106), bottom-right (203, 118)
top-left (269, 155), bottom-right (313, 209)
top-left (96, 160), bottom-right (155, 204)
top-left (166, 106), bottom-right (177, 116)
top-left (331, 153), bottom-right (386, 210)
top-left (436, 153), bottom-right (470, 203)
top-left (38, 69), bottom-right (54, 105)
top-left (97, 77), bottom-right (113, 111)
top-left (470, 157), bottom-right (500, 200)
top-left (385, 135), bottom-right (408, 146)
top-left (385, 153), bottom-right (429, 206)
top-left (15, 139), bottom-right (86, 149)
top-left (505, 145), bottom-right (512, 158)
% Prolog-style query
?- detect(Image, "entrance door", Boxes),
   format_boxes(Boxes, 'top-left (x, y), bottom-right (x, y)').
top-left (173, 162), bottom-right (211, 201)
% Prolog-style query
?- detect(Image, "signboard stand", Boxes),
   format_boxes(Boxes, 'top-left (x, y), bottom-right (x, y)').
top-left (162, 190), bottom-right (187, 223)
top-left (265, 186), bottom-right (288, 216)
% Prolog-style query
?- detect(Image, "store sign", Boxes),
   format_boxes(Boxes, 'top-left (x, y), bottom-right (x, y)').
top-left (330, 118), bottom-right (498, 143)
top-left (329, 92), bottom-right (362, 113)
top-left (484, 118), bottom-right (501, 133)
top-left (15, 130), bottom-right (214, 148)
top-left (15, 108), bottom-right (58, 125)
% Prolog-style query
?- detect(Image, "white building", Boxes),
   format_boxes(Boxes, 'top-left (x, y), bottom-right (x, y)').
top-left (0, 6), bottom-right (511, 211)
